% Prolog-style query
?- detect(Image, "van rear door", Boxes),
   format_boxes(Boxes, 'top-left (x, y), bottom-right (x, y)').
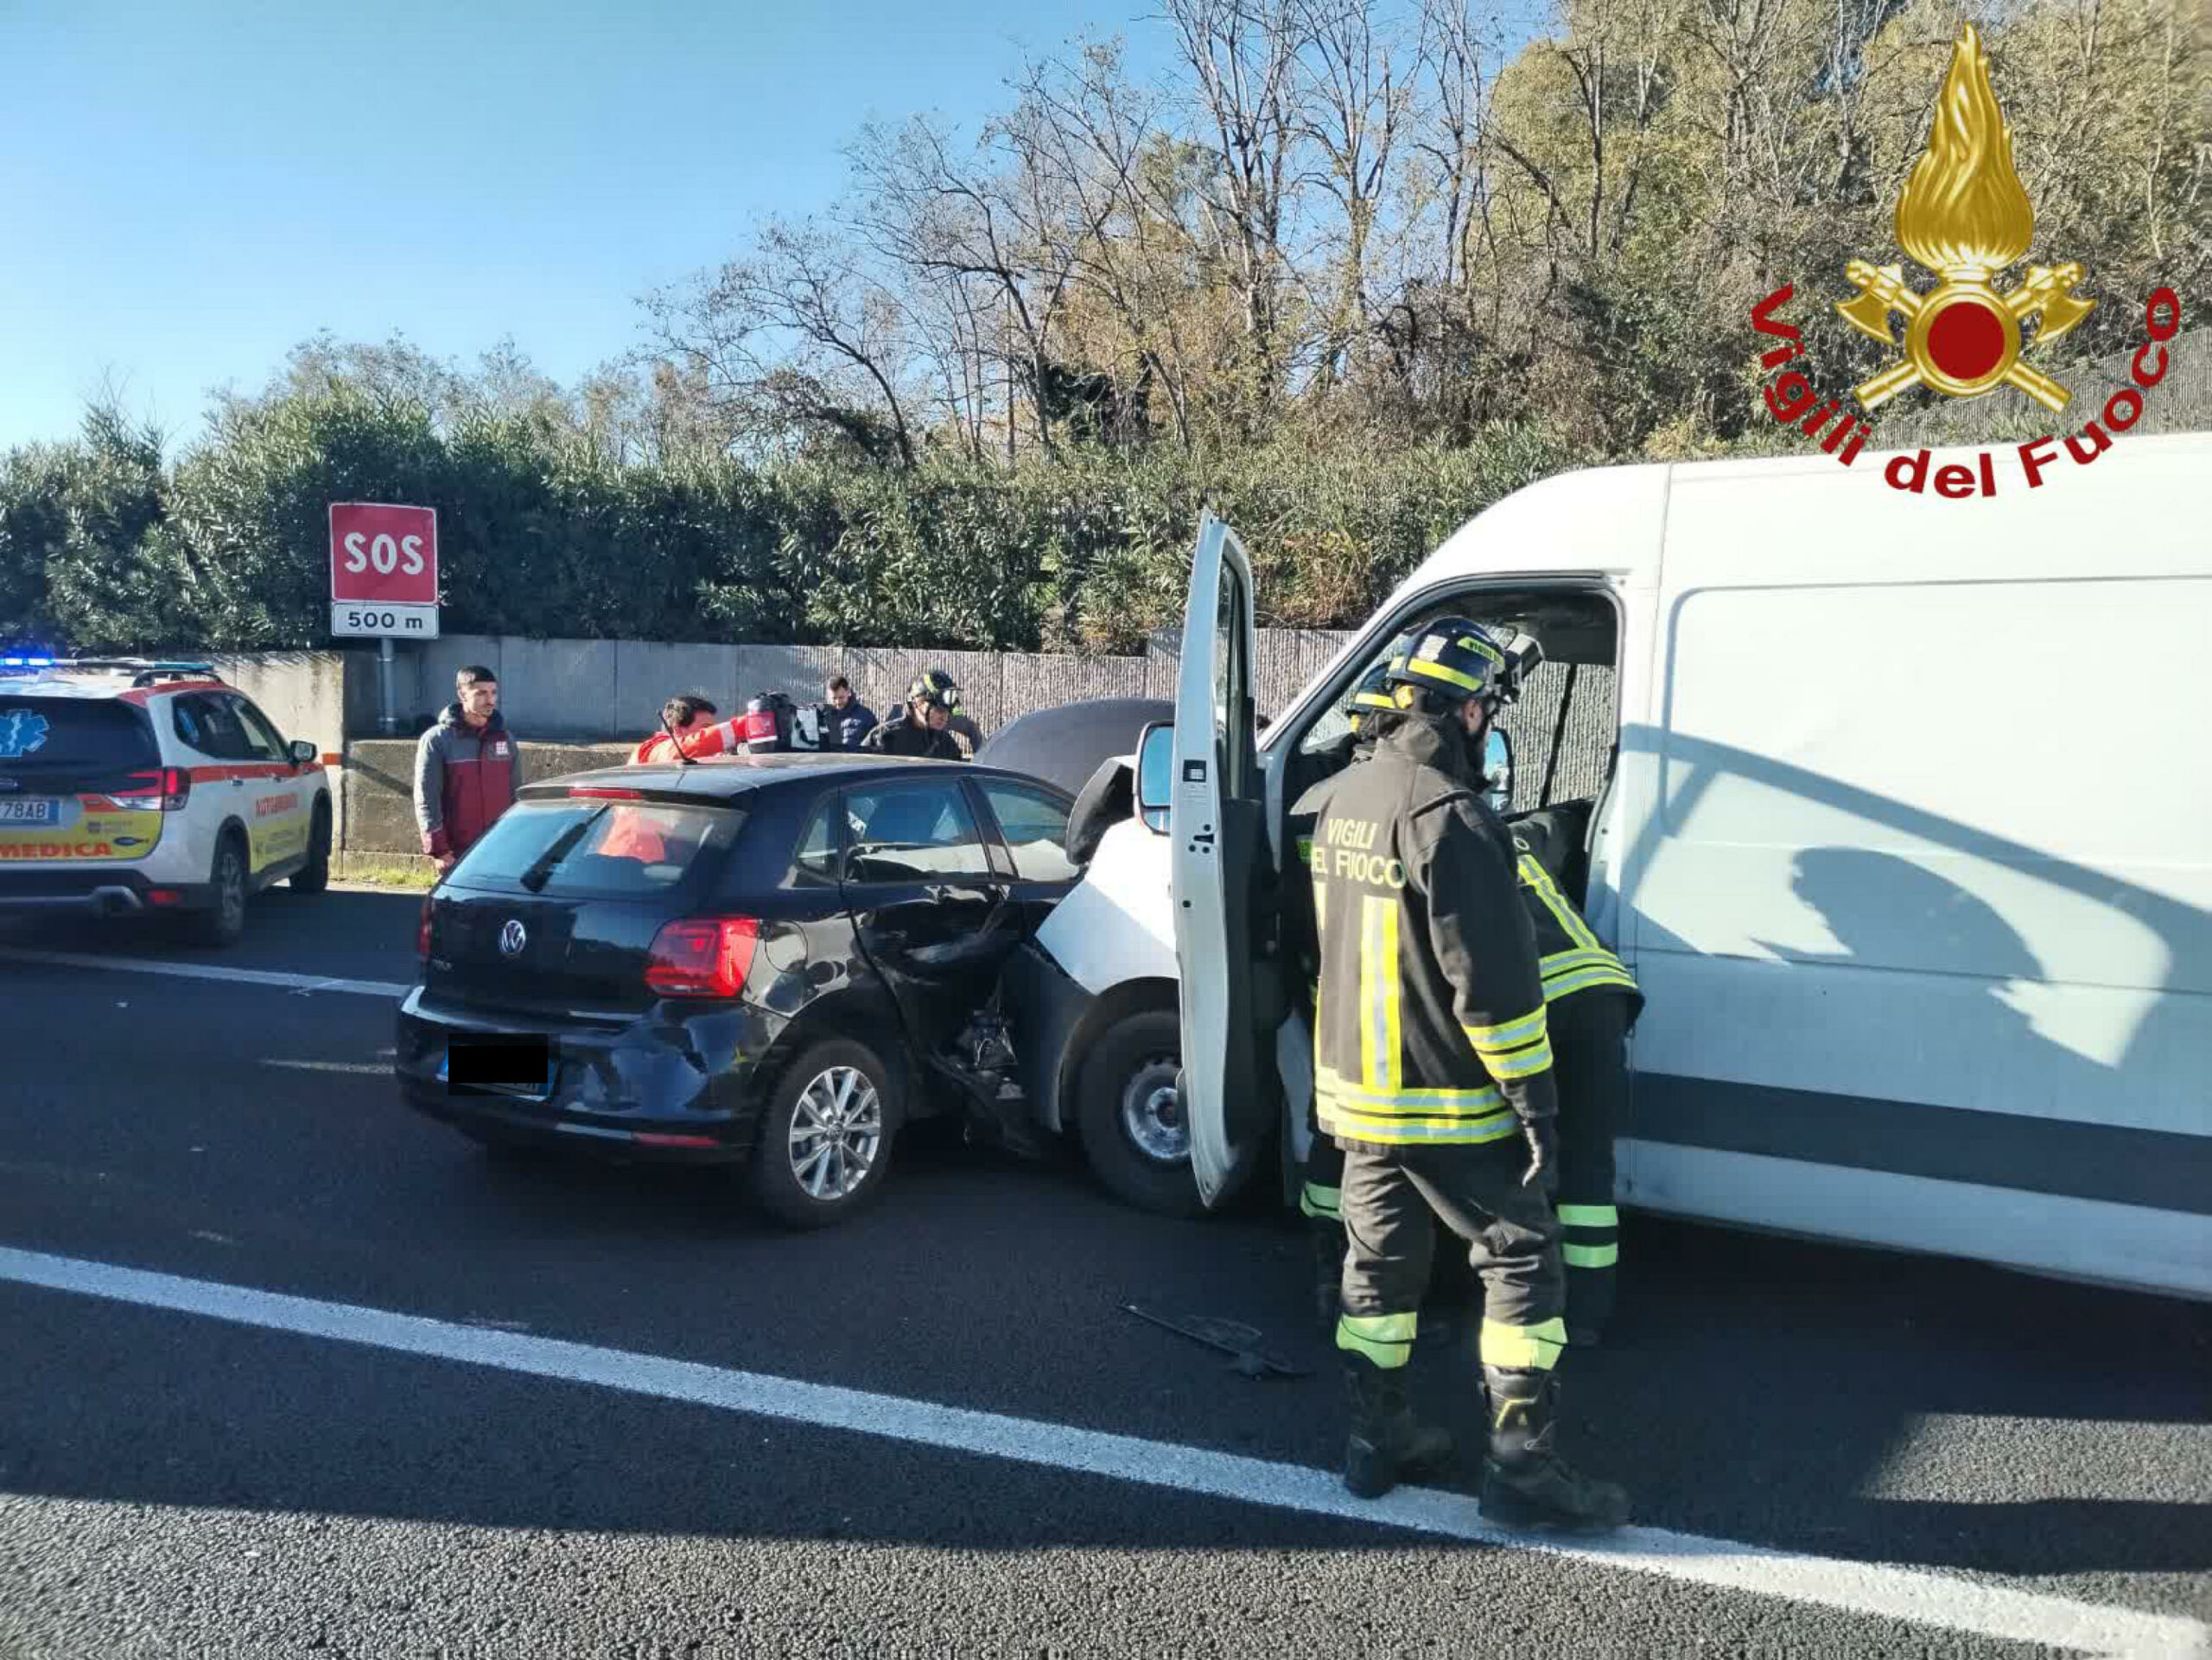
top-left (1169, 512), bottom-right (1282, 1205)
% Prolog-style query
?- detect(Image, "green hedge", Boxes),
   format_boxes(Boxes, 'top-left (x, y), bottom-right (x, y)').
top-left (0, 389), bottom-right (1587, 655)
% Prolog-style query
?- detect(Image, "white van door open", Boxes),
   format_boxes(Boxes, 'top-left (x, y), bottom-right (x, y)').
top-left (1168, 512), bottom-right (1281, 1205)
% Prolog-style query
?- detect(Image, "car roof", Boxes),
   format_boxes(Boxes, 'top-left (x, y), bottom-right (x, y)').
top-left (522, 752), bottom-right (1074, 802)
top-left (0, 663), bottom-right (227, 702)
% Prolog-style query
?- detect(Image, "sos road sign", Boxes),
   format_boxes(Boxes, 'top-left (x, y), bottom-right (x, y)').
top-left (329, 502), bottom-right (440, 639)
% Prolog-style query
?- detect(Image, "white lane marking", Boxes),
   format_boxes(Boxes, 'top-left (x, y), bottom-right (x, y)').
top-left (262, 1059), bottom-right (389, 1076)
top-left (0, 947), bottom-right (408, 999)
top-left (0, 1248), bottom-right (2197, 1659)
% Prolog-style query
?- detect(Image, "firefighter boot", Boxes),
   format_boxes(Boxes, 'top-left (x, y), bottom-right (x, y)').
top-left (1478, 1367), bottom-right (1630, 1533)
top-left (1343, 1355), bottom-right (1455, 1500)
top-left (1309, 1218), bottom-right (1345, 1334)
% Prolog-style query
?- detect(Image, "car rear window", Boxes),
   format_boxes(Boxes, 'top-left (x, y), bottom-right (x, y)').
top-left (0, 696), bottom-right (158, 774)
top-left (453, 797), bottom-right (744, 898)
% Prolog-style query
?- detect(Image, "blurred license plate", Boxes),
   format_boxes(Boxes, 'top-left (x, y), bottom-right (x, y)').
top-left (442, 1036), bottom-right (555, 1099)
top-left (0, 799), bottom-right (58, 824)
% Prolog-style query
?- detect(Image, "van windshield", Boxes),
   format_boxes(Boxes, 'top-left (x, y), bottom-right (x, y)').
top-left (453, 797), bottom-right (744, 899)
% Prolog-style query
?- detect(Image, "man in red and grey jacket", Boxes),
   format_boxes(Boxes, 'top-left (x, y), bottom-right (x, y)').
top-left (414, 665), bottom-right (523, 875)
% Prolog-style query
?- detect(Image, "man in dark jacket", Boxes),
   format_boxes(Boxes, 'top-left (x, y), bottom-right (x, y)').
top-left (415, 665), bottom-right (523, 875)
top-left (820, 676), bottom-right (877, 752)
top-left (861, 671), bottom-right (964, 760)
top-left (1299, 618), bottom-right (1627, 1531)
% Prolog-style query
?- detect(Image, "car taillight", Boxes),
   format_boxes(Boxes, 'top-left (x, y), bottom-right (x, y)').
top-left (111, 767), bottom-right (191, 811)
top-left (645, 917), bottom-right (759, 999)
top-left (417, 895), bottom-right (434, 961)
top-left (569, 786), bottom-right (642, 800)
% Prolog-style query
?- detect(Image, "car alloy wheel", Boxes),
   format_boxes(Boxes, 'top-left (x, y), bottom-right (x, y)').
top-left (787, 1064), bottom-right (884, 1200)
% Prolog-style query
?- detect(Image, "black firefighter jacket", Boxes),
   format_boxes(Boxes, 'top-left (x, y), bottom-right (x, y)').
top-left (1294, 715), bottom-right (1560, 1150)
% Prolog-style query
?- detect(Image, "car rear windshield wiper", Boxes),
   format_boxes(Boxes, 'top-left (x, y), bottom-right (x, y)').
top-left (518, 808), bottom-right (607, 893)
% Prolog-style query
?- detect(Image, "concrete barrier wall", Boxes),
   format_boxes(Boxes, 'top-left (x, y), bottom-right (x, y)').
top-left (343, 738), bottom-right (635, 859)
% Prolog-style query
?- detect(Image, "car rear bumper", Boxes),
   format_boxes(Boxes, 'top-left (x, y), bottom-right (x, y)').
top-left (0, 868), bottom-right (214, 917)
top-left (393, 987), bottom-right (790, 1160)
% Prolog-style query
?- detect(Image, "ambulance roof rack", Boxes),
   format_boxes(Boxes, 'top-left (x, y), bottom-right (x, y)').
top-left (50, 657), bottom-right (227, 688)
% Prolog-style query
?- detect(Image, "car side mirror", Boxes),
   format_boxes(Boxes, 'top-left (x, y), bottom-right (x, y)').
top-left (1135, 722), bottom-right (1173, 835)
top-left (1484, 728), bottom-right (1515, 816)
top-left (289, 739), bottom-right (317, 765)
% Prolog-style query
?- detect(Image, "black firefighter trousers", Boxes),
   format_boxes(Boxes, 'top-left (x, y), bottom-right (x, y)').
top-left (1550, 989), bottom-right (1631, 1333)
top-left (1311, 986), bottom-right (1632, 1347)
top-left (1335, 1138), bottom-right (1568, 1374)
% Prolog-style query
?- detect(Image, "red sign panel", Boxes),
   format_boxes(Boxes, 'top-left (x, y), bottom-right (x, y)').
top-left (329, 503), bottom-right (438, 606)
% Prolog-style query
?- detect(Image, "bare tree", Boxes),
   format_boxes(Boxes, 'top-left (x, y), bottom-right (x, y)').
top-left (1162, 0), bottom-right (1316, 411)
top-left (1294, 0), bottom-right (1417, 388)
top-left (645, 217), bottom-right (919, 465)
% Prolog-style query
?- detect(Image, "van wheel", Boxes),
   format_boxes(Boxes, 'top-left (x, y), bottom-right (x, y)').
top-left (182, 833), bottom-right (249, 948)
top-left (1077, 1008), bottom-right (1205, 1218)
top-left (747, 1039), bottom-right (899, 1229)
top-left (291, 802), bottom-right (332, 894)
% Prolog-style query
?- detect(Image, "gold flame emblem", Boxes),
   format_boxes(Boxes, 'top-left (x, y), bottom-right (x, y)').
top-left (1837, 23), bottom-right (2094, 413)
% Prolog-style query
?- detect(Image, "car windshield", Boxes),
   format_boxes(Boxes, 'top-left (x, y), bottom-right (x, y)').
top-left (453, 797), bottom-right (744, 898)
top-left (0, 696), bottom-right (158, 776)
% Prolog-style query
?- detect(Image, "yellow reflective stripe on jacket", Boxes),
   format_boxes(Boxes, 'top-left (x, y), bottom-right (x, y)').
top-left (1479, 1316), bottom-right (1568, 1371)
top-left (1300, 1181), bottom-right (1342, 1220)
top-left (1315, 1103), bottom-right (1522, 1146)
top-left (1316, 1065), bottom-right (1505, 1111)
top-left (1477, 1032), bottom-right (1554, 1078)
top-left (1465, 1004), bottom-right (1552, 1082)
top-left (1337, 1310), bottom-right (1417, 1368)
top-left (1518, 854), bottom-right (1604, 953)
top-left (1556, 1203), bottom-right (1618, 1227)
top-left (1563, 1242), bottom-right (1619, 1269)
top-left (1465, 1007), bottom-right (1547, 1051)
top-left (1358, 895), bottom-right (1402, 1091)
top-left (1543, 964), bottom-right (1639, 1002)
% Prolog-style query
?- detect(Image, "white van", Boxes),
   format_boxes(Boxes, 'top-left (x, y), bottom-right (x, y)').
top-left (1028, 431), bottom-right (2211, 1301)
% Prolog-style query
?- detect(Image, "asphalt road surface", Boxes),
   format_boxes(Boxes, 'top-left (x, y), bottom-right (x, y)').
top-left (2, 889), bottom-right (2206, 1659)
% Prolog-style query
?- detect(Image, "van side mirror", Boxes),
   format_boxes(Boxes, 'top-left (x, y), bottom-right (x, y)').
top-left (1484, 728), bottom-right (1515, 816)
top-left (1135, 722), bottom-right (1173, 834)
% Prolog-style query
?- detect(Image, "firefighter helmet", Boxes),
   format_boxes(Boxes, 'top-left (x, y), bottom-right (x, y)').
top-left (1383, 617), bottom-right (1510, 709)
top-left (911, 668), bottom-right (963, 711)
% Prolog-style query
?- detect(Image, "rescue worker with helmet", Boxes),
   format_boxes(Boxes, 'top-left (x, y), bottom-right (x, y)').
top-left (861, 670), bottom-right (966, 760)
top-left (1294, 617), bottom-right (1629, 1531)
top-left (1296, 652), bottom-right (1645, 1347)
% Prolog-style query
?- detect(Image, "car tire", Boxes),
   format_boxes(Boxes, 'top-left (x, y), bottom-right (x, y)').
top-left (291, 801), bottom-right (332, 894)
top-left (1077, 1008), bottom-right (1205, 1218)
top-left (747, 1037), bottom-right (900, 1230)
top-left (182, 831), bottom-right (249, 949)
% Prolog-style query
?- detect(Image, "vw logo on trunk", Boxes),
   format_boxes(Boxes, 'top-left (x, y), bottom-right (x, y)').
top-left (499, 919), bottom-right (528, 957)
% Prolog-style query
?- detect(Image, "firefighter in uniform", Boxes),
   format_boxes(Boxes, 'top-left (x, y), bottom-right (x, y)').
top-left (1507, 808), bottom-right (1643, 1344)
top-left (1298, 651), bottom-right (1645, 1345)
top-left (861, 671), bottom-right (966, 760)
top-left (1296, 618), bottom-right (1629, 1530)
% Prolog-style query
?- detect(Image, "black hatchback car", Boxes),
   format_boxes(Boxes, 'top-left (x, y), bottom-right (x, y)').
top-left (395, 752), bottom-right (1084, 1226)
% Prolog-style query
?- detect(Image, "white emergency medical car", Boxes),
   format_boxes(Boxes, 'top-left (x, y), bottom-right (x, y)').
top-left (1017, 431), bottom-right (2211, 1301)
top-left (0, 658), bottom-right (334, 945)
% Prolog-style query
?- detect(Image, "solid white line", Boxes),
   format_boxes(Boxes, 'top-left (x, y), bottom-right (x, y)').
top-left (260, 1059), bottom-right (389, 1076)
top-left (0, 947), bottom-right (408, 999)
top-left (0, 1247), bottom-right (2197, 1658)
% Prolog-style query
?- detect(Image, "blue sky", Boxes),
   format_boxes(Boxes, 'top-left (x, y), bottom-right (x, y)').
top-left (0, 0), bottom-right (1174, 450)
